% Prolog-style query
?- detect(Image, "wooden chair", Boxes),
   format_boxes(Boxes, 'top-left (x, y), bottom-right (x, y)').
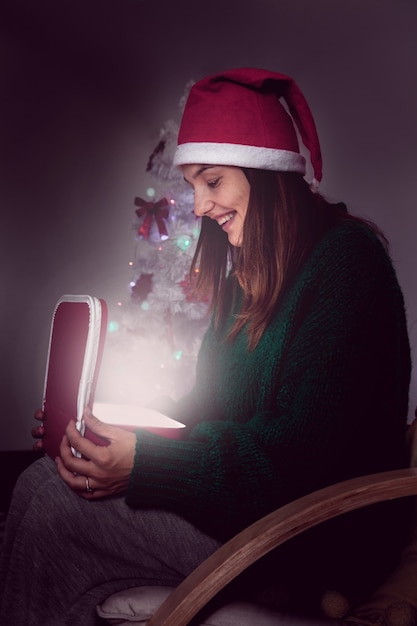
top-left (97, 466), bottom-right (417, 626)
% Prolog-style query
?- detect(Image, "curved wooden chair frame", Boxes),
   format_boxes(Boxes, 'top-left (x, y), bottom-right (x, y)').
top-left (147, 468), bottom-right (417, 626)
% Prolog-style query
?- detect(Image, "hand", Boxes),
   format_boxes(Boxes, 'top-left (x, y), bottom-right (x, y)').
top-left (55, 407), bottom-right (137, 500)
top-left (31, 409), bottom-right (45, 452)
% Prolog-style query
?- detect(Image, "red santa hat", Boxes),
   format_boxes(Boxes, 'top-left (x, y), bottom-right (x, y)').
top-left (173, 68), bottom-right (322, 187)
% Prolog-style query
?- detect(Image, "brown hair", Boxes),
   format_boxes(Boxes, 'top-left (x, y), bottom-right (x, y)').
top-left (190, 169), bottom-right (386, 350)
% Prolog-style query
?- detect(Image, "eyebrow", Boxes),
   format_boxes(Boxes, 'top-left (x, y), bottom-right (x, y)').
top-left (183, 165), bottom-right (216, 184)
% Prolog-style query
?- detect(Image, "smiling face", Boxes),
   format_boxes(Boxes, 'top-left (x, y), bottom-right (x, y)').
top-left (182, 164), bottom-right (251, 247)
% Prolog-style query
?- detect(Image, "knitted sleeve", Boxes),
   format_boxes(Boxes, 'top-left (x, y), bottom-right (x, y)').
top-left (126, 222), bottom-right (410, 541)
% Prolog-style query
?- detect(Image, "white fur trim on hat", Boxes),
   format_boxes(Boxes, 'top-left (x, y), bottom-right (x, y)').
top-left (173, 142), bottom-right (306, 174)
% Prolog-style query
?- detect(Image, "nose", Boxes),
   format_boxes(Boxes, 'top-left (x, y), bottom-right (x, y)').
top-left (193, 188), bottom-right (214, 218)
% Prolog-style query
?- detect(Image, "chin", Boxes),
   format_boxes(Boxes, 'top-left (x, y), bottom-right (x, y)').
top-left (228, 231), bottom-right (243, 247)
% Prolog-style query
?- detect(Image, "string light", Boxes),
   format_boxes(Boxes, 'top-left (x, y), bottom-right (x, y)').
top-left (176, 234), bottom-right (192, 251)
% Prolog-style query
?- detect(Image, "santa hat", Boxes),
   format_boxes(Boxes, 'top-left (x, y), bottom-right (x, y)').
top-left (173, 68), bottom-right (322, 187)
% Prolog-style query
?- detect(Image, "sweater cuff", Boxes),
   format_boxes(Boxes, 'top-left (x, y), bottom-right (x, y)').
top-left (125, 428), bottom-right (204, 510)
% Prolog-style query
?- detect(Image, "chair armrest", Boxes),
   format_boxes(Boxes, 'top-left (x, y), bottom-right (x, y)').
top-left (148, 468), bottom-right (417, 626)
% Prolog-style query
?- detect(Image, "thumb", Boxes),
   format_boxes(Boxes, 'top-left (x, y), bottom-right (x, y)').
top-left (83, 406), bottom-right (112, 440)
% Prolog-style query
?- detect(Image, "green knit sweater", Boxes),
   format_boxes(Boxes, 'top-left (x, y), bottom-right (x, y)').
top-left (126, 221), bottom-right (411, 548)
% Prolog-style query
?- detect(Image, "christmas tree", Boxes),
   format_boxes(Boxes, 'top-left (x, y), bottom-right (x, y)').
top-left (97, 85), bottom-right (210, 407)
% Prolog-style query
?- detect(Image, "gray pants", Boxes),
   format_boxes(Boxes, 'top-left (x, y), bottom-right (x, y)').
top-left (0, 456), bottom-right (222, 626)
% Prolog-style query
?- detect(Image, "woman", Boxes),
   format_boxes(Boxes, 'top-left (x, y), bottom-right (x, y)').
top-left (0, 68), bottom-right (411, 625)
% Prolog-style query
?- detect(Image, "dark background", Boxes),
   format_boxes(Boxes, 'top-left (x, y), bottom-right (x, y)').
top-left (1, 0), bottom-right (416, 450)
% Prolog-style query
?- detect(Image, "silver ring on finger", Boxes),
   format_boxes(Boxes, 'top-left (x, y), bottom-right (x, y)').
top-left (85, 477), bottom-right (94, 494)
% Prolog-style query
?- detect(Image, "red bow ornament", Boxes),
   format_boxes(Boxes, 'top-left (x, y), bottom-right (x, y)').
top-left (134, 197), bottom-right (169, 240)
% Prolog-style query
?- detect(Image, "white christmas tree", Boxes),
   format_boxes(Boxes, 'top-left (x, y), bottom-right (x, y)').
top-left (96, 85), bottom-right (210, 407)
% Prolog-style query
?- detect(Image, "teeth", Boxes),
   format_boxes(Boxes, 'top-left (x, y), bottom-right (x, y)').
top-left (217, 213), bottom-right (234, 226)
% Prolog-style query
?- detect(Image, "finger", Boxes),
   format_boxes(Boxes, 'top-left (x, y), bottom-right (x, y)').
top-left (31, 425), bottom-right (45, 439)
top-left (77, 488), bottom-right (106, 500)
top-left (34, 409), bottom-right (44, 421)
top-left (55, 456), bottom-right (102, 499)
top-left (58, 433), bottom-right (93, 476)
top-left (64, 419), bottom-right (107, 464)
top-left (33, 439), bottom-right (44, 452)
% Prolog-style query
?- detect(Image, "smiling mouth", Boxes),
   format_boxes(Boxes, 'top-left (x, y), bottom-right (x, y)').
top-left (216, 212), bottom-right (235, 226)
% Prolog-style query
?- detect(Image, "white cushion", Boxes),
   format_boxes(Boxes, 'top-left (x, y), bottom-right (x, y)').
top-left (96, 585), bottom-right (289, 625)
